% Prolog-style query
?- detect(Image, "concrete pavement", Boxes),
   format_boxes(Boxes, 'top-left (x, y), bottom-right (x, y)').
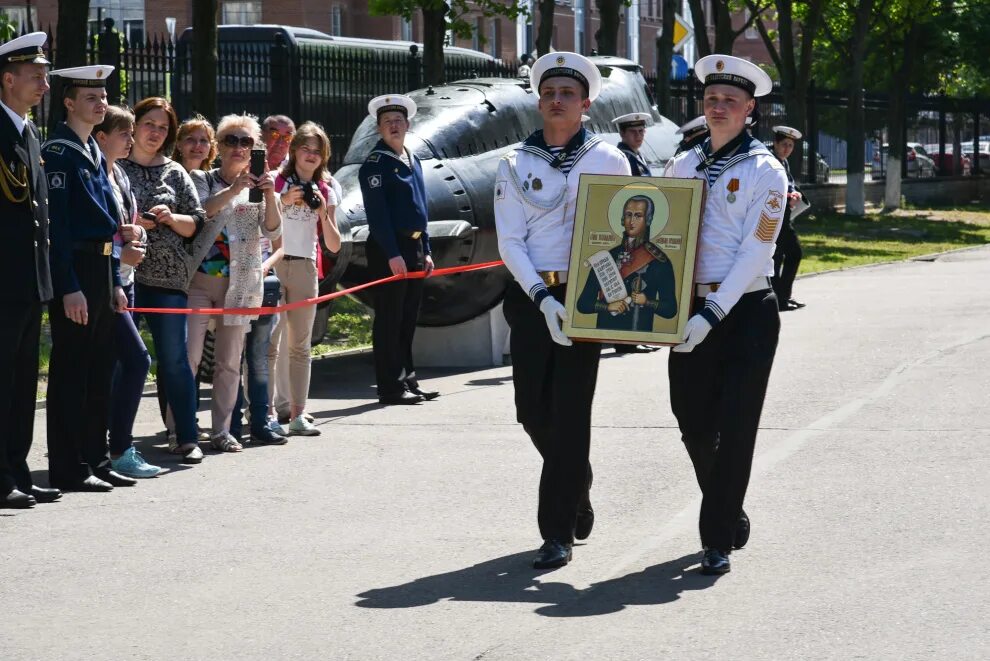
top-left (2, 247), bottom-right (989, 660)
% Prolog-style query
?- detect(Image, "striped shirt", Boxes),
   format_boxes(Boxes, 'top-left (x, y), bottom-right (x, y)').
top-left (547, 145), bottom-right (578, 175)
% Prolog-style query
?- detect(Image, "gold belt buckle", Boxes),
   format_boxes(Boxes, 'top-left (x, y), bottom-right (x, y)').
top-left (705, 283), bottom-right (720, 293)
top-left (540, 271), bottom-right (561, 287)
top-left (102, 242), bottom-right (112, 256)
top-left (409, 231), bottom-right (422, 240)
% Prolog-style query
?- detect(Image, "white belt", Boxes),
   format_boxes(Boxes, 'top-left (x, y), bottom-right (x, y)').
top-left (695, 276), bottom-right (771, 298)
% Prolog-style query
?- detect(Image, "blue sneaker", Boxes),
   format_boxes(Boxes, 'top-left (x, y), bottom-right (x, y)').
top-left (111, 447), bottom-right (162, 478)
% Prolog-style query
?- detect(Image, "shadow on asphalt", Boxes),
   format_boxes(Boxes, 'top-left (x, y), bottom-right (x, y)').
top-left (354, 551), bottom-right (719, 617)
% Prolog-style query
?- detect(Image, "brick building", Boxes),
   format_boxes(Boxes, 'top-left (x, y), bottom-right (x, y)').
top-left (0, 0), bottom-right (774, 72)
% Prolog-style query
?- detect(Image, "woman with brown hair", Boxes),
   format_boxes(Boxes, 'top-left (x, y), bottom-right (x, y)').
top-left (268, 122), bottom-right (341, 436)
top-left (119, 96), bottom-right (217, 464)
top-left (172, 115), bottom-right (217, 172)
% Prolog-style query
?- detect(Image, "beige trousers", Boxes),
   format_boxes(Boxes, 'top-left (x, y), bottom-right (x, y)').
top-left (268, 258), bottom-right (318, 411)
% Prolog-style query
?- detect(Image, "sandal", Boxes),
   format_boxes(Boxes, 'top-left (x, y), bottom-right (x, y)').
top-left (210, 432), bottom-right (243, 453)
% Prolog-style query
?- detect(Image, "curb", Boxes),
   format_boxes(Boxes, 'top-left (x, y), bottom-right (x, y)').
top-left (35, 345), bottom-right (373, 411)
top-left (795, 243), bottom-right (990, 280)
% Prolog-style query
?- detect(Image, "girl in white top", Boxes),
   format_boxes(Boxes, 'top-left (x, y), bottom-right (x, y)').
top-left (269, 121), bottom-right (341, 436)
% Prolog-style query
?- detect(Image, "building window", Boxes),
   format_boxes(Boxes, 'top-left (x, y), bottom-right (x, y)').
top-left (744, 9), bottom-right (758, 39)
top-left (89, 0), bottom-right (145, 43)
top-left (222, 1), bottom-right (263, 25)
top-left (401, 17), bottom-right (413, 41)
top-left (489, 19), bottom-right (499, 58)
top-left (473, 16), bottom-right (482, 51)
top-left (0, 6), bottom-right (39, 33)
top-left (331, 5), bottom-right (343, 36)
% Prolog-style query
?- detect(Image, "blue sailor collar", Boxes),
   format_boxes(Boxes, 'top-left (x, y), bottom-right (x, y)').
top-left (45, 122), bottom-right (102, 171)
top-left (692, 133), bottom-right (771, 182)
top-left (368, 139), bottom-right (416, 170)
top-left (519, 127), bottom-right (602, 169)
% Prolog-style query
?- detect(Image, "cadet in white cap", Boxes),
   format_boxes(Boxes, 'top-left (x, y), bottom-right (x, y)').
top-left (43, 64), bottom-right (138, 491)
top-left (495, 52), bottom-right (630, 569)
top-left (662, 54), bottom-right (787, 575)
top-left (770, 125), bottom-right (807, 311)
top-left (358, 93), bottom-right (439, 406)
top-left (675, 115), bottom-right (709, 154)
top-left (0, 32), bottom-right (59, 509)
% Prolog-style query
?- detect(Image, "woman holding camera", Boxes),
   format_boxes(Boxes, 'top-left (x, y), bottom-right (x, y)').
top-left (181, 114), bottom-right (282, 453)
top-left (121, 97), bottom-right (213, 464)
top-left (271, 122), bottom-right (341, 436)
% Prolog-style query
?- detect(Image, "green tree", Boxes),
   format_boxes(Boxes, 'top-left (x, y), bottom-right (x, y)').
top-left (370, 0), bottom-right (527, 86)
top-left (0, 14), bottom-right (17, 42)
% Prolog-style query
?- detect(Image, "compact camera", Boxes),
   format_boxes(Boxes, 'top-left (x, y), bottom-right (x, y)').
top-left (302, 182), bottom-right (322, 210)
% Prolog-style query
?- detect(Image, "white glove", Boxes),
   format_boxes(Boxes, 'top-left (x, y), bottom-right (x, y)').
top-left (672, 314), bottom-right (712, 353)
top-left (539, 296), bottom-right (573, 347)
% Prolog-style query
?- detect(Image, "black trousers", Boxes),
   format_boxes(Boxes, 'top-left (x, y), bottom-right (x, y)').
top-left (368, 236), bottom-right (425, 397)
top-left (772, 219), bottom-right (802, 303)
top-left (46, 251), bottom-right (115, 485)
top-left (668, 289), bottom-right (780, 551)
top-left (0, 300), bottom-right (43, 494)
top-left (503, 283), bottom-right (601, 544)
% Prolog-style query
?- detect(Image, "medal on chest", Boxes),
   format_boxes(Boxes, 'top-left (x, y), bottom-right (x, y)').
top-left (726, 178), bottom-right (740, 203)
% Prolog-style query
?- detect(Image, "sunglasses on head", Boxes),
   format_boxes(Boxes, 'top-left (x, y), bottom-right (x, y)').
top-left (221, 134), bottom-right (254, 149)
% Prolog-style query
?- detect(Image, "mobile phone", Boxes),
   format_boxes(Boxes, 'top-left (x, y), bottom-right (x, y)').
top-left (141, 211), bottom-right (158, 222)
top-left (249, 148), bottom-right (266, 203)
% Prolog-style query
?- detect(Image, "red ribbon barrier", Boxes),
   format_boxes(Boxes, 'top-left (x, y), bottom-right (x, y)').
top-left (127, 260), bottom-right (506, 315)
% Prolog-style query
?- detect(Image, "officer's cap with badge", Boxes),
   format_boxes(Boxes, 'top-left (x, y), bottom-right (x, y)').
top-left (772, 125), bottom-right (802, 141)
top-left (368, 94), bottom-right (417, 122)
top-left (695, 54), bottom-right (773, 98)
top-left (0, 31), bottom-right (51, 68)
top-left (50, 65), bottom-right (114, 92)
top-left (612, 112), bottom-right (653, 131)
top-left (530, 51), bottom-right (602, 102)
top-left (676, 115), bottom-right (707, 136)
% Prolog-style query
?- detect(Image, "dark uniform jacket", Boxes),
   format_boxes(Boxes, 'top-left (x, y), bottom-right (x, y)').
top-left (576, 240), bottom-right (677, 331)
top-left (778, 156), bottom-right (806, 229)
top-left (618, 142), bottom-right (653, 176)
top-left (43, 122), bottom-right (121, 296)
top-left (358, 139), bottom-right (431, 259)
top-left (0, 107), bottom-right (51, 302)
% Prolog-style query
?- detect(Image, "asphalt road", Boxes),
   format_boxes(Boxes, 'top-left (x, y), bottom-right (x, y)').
top-left (2, 247), bottom-right (989, 660)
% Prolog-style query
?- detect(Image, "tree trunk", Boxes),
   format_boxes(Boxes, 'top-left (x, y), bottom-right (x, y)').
top-left (687, 0), bottom-right (711, 57)
top-left (55, 0), bottom-right (89, 69)
top-left (884, 24), bottom-right (918, 210)
top-left (191, 0), bottom-right (218, 121)
top-left (656, 0), bottom-right (677, 116)
top-left (536, 0), bottom-right (555, 56)
top-left (595, 0), bottom-right (622, 55)
top-left (421, 4), bottom-right (447, 86)
top-left (844, 0), bottom-right (874, 216)
top-left (712, 1), bottom-right (735, 54)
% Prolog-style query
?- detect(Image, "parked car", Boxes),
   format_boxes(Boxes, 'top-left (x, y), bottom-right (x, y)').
top-left (764, 140), bottom-right (830, 183)
top-left (871, 142), bottom-right (937, 179)
top-left (922, 144), bottom-right (971, 176)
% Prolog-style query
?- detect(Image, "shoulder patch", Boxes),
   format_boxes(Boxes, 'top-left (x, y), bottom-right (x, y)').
top-left (367, 174), bottom-right (382, 189)
top-left (367, 153), bottom-right (381, 163)
top-left (47, 171), bottom-right (66, 189)
top-left (764, 190), bottom-right (784, 213)
top-left (495, 179), bottom-right (507, 200)
top-left (44, 144), bottom-right (64, 155)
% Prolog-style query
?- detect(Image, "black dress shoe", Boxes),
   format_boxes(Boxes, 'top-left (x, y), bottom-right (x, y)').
top-left (30, 486), bottom-right (62, 503)
top-left (93, 468), bottom-right (138, 487)
top-left (733, 510), bottom-right (750, 549)
top-left (1, 489), bottom-right (36, 509)
top-left (379, 391), bottom-right (423, 406)
top-left (701, 548), bottom-right (731, 575)
top-left (575, 505), bottom-right (595, 540)
top-left (408, 386), bottom-right (440, 401)
top-left (788, 298), bottom-right (806, 309)
top-left (54, 475), bottom-right (114, 492)
top-left (533, 539), bottom-right (572, 569)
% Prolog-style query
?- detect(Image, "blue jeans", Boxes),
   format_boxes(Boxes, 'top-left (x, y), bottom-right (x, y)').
top-left (231, 276), bottom-right (280, 437)
top-left (135, 283), bottom-right (198, 444)
top-left (109, 283), bottom-right (152, 455)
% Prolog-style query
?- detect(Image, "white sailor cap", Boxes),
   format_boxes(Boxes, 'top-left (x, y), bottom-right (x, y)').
top-left (675, 115), bottom-right (707, 135)
top-left (0, 32), bottom-right (50, 67)
top-left (368, 94), bottom-right (417, 121)
top-left (50, 65), bottom-right (115, 88)
top-left (772, 125), bottom-right (802, 140)
top-left (695, 55), bottom-right (773, 97)
top-left (530, 51), bottom-right (602, 102)
top-left (612, 112), bottom-right (653, 130)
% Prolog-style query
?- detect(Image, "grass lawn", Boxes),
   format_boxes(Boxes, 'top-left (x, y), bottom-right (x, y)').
top-left (797, 204), bottom-right (990, 274)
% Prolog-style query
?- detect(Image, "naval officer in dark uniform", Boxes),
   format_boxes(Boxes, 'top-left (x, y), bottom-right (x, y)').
top-left (44, 65), bottom-right (136, 492)
top-left (663, 55), bottom-right (788, 575)
top-left (674, 115), bottom-right (709, 155)
top-left (0, 32), bottom-right (61, 509)
top-left (359, 94), bottom-right (439, 406)
top-left (495, 52), bottom-right (631, 569)
top-left (770, 125), bottom-right (807, 311)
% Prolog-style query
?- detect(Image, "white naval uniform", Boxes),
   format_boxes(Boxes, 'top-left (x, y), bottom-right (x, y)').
top-left (494, 132), bottom-right (631, 300)
top-left (663, 136), bottom-right (788, 326)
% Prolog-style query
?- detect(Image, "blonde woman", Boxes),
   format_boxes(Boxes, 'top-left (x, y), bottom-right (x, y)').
top-left (173, 115), bottom-right (217, 172)
top-left (177, 114), bottom-right (282, 452)
top-left (269, 122), bottom-right (341, 436)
